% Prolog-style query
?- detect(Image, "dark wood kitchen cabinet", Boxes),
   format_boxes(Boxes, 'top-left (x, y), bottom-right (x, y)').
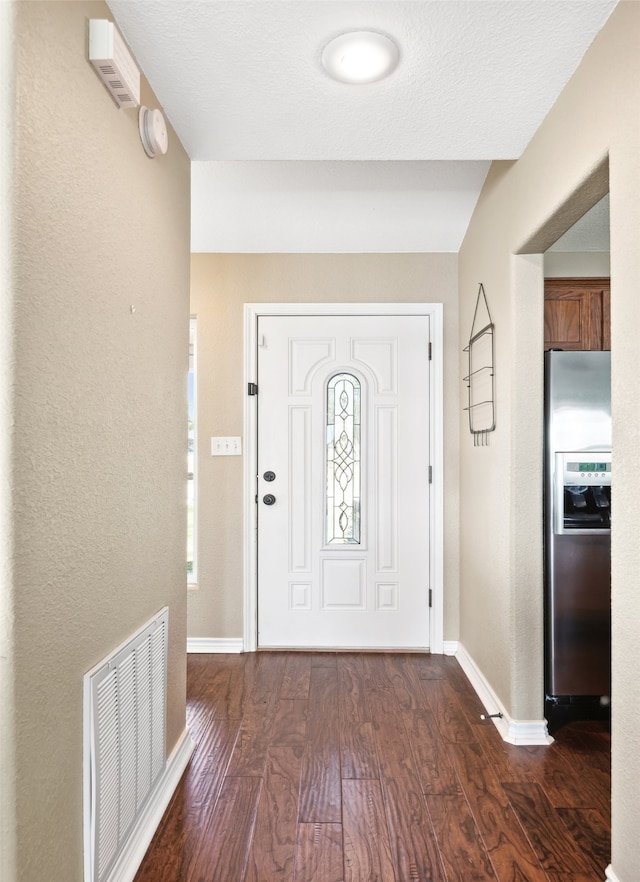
top-left (544, 278), bottom-right (610, 351)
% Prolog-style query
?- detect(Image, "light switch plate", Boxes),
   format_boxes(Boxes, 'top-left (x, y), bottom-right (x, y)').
top-left (211, 436), bottom-right (242, 456)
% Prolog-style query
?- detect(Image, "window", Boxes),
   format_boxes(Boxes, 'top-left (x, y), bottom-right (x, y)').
top-left (326, 372), bottom-right (361, 544)
top-left (187, 317), bottom-right (197, 582)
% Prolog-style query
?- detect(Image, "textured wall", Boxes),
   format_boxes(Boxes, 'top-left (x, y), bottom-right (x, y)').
top-left (188, 253), bottom-right (460, 645)
top-left (1, 5), bottom-right (17, 881)
top-left (5, 3), bottom-right (191, 881)
top-left (459, 2), bottom-right (640, 878)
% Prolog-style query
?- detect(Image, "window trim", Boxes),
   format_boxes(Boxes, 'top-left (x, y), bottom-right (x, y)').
top-left (187, 315), bottom-right (198, 586)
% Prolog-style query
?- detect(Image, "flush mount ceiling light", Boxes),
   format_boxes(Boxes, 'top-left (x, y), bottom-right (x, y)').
top-left (321, 31), bottom-right (399, 84)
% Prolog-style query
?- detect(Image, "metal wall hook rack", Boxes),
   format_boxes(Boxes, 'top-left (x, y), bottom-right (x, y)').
top-left (464, 283), bottom-right (496, 445)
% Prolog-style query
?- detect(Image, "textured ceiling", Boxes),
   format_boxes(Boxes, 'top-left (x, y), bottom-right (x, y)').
top-left (106, 1), bottom-right (617, 252)
top-left (108, 0), bottom-right (617, 161)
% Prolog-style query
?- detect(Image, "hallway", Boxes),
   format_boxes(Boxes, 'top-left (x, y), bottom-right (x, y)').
top-left (135, 652), bottom-right (610, 882)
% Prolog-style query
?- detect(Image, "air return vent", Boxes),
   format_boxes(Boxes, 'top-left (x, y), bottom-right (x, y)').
top-left (83, 608), bottom-right (168, 882)
top-left (89, 19), bottom-right (140, 108)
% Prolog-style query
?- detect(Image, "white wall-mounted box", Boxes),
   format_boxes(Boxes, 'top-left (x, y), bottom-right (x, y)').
top-left (89, 19), bottom-right (140, 108)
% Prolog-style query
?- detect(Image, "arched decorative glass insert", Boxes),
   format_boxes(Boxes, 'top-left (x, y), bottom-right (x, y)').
top-left (326, 373), bottom-right (361, 544)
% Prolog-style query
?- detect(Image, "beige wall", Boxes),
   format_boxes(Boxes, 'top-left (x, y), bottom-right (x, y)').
top-left (544, 251), bottom-right (610, 277)
top-left (459, 3), bottom-right (639, 879)
top-left (2, 4), bottom-right (191, 881)
top-left (189, 253), bottom-right (460, 644)
top-left (1, 4), bottom-right (17, 877)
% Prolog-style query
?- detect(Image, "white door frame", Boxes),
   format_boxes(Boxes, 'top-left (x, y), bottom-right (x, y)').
top-left (243, 303), bottom-right (444, 654)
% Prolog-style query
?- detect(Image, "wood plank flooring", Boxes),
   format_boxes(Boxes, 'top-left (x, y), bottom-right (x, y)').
top-left (134, 652), bottom-right (610, 882)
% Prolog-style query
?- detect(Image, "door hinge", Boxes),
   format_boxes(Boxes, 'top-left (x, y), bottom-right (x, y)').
top-left (428, 341), bottom-right (432, 360)
top-left (428, 465), bottom-right (433, 484)
top-left (248, 382), bottom-right (258, 396)
top-left (429, 589), bottom-right (433, 608)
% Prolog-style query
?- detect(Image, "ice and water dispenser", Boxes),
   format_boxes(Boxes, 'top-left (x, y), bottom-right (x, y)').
top-left (554, 452), bottom-right (611, 534)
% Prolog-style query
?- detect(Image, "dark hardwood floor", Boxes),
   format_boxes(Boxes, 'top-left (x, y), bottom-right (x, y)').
top-left (134, 652), bottom-right (611, 882)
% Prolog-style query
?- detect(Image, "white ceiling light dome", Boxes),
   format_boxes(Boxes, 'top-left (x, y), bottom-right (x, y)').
top-left (321, 30), bottom-right (400, 84)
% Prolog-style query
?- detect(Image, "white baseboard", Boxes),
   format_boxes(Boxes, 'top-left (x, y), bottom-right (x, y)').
top-left (187, 637), bottom-right (244, 653)
top-left (106, 727), bottom-right (195, 882)
top-left (605, 865), bottom-right (622, 882)
top-left (442, 640), bottom-right (459, 656)
top-left (455, 643), bottom-right (553, 746)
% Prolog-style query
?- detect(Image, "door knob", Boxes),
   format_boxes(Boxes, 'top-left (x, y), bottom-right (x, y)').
top-left (263, 471), bottom-right (276, 482)
top-left (263, 494), bottom-right (276, 506)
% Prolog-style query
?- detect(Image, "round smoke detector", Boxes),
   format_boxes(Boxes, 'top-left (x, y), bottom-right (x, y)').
top-left (139, 106), bottom-right (168, 158)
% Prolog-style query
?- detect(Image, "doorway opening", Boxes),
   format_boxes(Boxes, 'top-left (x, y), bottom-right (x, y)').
top-left (542, 194), bottom-right (611, 734)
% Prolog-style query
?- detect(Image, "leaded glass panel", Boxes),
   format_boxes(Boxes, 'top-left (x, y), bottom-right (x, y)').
top-left (326, 373), bottom-right (361, 544)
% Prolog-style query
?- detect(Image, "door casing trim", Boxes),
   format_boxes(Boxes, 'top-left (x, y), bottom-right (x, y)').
top-left (243, 303), bottom-right (444, 653)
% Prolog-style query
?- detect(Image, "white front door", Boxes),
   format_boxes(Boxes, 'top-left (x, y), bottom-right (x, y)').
top-left (256, 313), bottom-right (431, 649)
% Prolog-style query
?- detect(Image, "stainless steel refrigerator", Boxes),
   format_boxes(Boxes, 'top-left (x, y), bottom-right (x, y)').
top-left (544, 350), bottom-right (611, 734)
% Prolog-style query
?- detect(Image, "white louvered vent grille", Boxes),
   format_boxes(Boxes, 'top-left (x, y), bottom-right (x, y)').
top-left (84, 608), bottom-right (168, 882)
